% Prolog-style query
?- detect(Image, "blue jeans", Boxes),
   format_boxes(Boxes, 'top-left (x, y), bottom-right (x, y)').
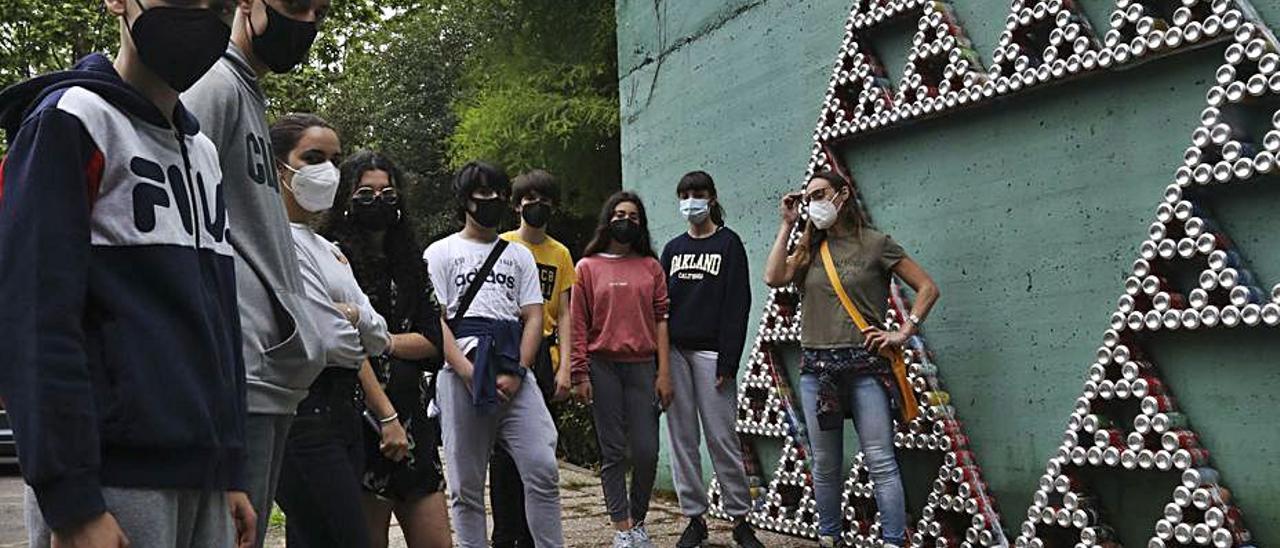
top-left (799, 373), bottom-right (906, 544)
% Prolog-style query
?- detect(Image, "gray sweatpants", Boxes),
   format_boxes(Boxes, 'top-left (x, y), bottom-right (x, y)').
top-left (666, 348), bottom-right (752, 518)
top-left (437, 368), bottom-right (564, 548)
top-left (25, 486), bottom-right (232, 547)
top-left (590, 358), bottom-right (659, 525)
top-left (245, 413), bottom-right (292, 548)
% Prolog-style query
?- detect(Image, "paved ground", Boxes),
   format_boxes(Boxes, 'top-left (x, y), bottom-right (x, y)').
top-left (2, 464), bottom-right (812, 547)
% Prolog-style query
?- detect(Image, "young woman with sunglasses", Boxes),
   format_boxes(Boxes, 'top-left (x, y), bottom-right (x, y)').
top-left (320, 150), bottom-right (452, 548)
top-left (763, 171), bottom-right (940, 548)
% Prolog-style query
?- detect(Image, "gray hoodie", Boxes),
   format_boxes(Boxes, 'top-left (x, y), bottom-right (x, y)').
top-left (183, 44), bottom-right (324, 414)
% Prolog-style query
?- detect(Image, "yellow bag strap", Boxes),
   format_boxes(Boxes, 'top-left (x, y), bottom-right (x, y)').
top-left (819, 240), bottom-right (920, 422)
top-left (819, 240), bottom-right (871, 332)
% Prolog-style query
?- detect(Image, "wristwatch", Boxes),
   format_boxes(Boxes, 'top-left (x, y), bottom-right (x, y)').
top-left (907, 313), bottom-right (922, 326)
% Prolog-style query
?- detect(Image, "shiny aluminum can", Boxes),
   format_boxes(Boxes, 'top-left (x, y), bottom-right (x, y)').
top-left (1183, 466), bottom-right (1220, 488)
top-left (1086, 446), bottom-right (1105, 465)
top-left (1162, 429), bottom-right (1199, 451)
top-left (1212, 526), bottom-right (1252, 548)
top-left (1152, 412), bottom-right (1188, 433)
top-left (1122, 360), bottom-right (1154, 380)
top-left (1133, 375), bottom-right (1165, 398)
top-left (1155, 518), bottom-right (1175, 540)
top-left (1139, 448), bottom-right (1156, 469)
top-left (1182, 308), bottom-right (1203, 329)
top-left (1221, 304), bottom-right (1242, 327)
top-left (1201, 305), bottom-right (1221, 327)
top-left (1142, 395), bottom-right (1178, 416)
top-left (1241, 303), bottom-right (1263, 326)
top-left (1174, 522), bottom-right (1194, 544)
top-left (1174, 448), bottom-right (1211, 469)
top-left (1131, 415), bottom-right (1153, 441)
top-left (1071, 507), bottom-right (1100, 528)
top-left (1193, 523), bottom-right (1213, 545)
top-left (1193, 485), bottom-right (1232, 510)
top-left (1263, 303), bottom-right (1280, 326)
top-left (1126, 431), bottom-right (1148, 450)
top-left (1230, 285), bottom-right (1266, 306)
top-left (1114, 378), bottom-right (1132, 399)
top-left (1121, 448), bottom-right (1140, 469)
top-left (1165, 501), bottom-right (1184, 523)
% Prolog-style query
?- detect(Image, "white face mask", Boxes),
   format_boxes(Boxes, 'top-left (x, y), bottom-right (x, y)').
top-left (808, 198), bottom-right (840, 230)
top-left (679, 198), bottom-right (710, 224)
top-left (283, 162), bottom-right (340, 213)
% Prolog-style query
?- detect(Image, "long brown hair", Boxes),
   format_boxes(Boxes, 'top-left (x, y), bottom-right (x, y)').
top-left (787, 170), bottom-right (867, 272)
top-left (582, 190), bottom-right (658, 259)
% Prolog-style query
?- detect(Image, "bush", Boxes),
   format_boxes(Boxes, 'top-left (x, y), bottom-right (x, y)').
top-left (551, 400), bottom-right (600, 469)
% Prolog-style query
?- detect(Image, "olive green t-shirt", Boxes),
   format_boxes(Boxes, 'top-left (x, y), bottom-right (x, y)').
top-left (800, 228), bottom-right (906, 348)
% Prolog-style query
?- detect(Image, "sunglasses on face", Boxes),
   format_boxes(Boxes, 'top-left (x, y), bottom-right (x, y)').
top-left (352, 186), bottom-right (399, 206)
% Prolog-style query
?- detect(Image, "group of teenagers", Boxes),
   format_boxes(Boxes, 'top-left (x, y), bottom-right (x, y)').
top-left (0, 1), bottom-right (945, 548)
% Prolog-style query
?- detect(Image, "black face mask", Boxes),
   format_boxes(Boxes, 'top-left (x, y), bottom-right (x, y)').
top-left (249, 2), bottom-right (319, 73)
top-left (521, 202), bottom-right (551, 229)
top-left (127, 0), bottom-right (230, 92)
top-left (469, 197), bottom-right (507, 229)
top-left (608, 218), bottom-right (641, 245)
top-left (350, 200), bottom-right (399, 231)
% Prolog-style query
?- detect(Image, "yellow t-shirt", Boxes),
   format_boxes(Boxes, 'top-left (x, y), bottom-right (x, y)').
top-left (501, 231), bottom-right (577, 370)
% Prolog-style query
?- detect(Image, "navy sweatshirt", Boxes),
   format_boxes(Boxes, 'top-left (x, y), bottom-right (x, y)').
top-left (0, 54), bottom-right (246, 530)
top-left (661, 227), bottom-right (752, 378)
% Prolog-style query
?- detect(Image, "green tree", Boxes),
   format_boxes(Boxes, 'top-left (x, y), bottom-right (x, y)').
top-left (0, 1), bottom-right (117, 89)
top-left (314, 4), bottom-right (475, 241)
top-left (442, 0), bottom-right (622, 243)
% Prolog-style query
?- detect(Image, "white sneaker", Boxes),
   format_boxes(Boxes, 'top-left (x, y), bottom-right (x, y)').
top-left (612, 529), bottom-right (635, 548)
top-left (631, 525), bottom-right (655, 548)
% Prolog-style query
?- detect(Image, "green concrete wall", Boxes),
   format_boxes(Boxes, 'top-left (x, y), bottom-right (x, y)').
top-left (618, 0), bottom-right (1280, 543)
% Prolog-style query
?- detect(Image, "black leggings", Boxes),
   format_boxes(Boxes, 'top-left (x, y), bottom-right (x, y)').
top-left (276, 368), bottom-right (370, 548)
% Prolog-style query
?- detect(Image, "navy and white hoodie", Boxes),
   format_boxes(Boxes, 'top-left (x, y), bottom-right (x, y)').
top-left (0, 54), bottom-right (246, 530)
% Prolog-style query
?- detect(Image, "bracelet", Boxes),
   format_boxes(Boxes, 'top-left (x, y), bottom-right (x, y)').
top-left (908, 313), bottom-right (922, 326)
top-left (381, 336), bottom-right (396, 359)
top-left (378, 412), bottom-right (399, 424)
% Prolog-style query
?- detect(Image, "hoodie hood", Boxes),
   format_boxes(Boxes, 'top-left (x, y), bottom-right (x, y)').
top-left (0, 53), bottom-right (201, 144)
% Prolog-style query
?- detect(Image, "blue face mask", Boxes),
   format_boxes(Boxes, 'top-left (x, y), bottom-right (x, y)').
top-left (679, 198), bottom-right (710, 224)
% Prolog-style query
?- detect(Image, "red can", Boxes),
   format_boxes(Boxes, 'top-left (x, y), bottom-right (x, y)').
top-left (1175, 448), bottom-right (1211, 469)
top-left (937, 419), bottom-right (964, 436)
top-left (1143, 395), bottom-right (1179, 415)
top-left (1136, 375), bottom-right (1167, 397)
top-left (1095, 428), bottom-right (1125, 448)
top-left (950, 450), bottom-right (977, 468)
top-left (1162, 430), bottom-right (1200, 451)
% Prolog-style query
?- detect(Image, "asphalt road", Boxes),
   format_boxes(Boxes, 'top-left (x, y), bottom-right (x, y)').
top-left (0, 467), bottom-right (26, 547)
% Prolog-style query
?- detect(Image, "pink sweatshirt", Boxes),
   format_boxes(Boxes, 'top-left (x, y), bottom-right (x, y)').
top-left (570, 254), bottom-right (670, 383)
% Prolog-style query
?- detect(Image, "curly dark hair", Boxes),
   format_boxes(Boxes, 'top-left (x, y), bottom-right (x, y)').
top-left (319, 150), bottom-right (424, 325)
top-left (582, 190), bottom-right (658, 259)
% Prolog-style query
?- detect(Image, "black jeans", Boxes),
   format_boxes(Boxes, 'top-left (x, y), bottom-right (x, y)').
top-left (276, 368), bottom-right (370, 548)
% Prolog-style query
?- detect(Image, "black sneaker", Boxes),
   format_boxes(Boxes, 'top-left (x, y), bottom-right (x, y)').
top-left (676, 515), bottom-right (708, 548)
top-left (732, 520), bottom-right (765, 548)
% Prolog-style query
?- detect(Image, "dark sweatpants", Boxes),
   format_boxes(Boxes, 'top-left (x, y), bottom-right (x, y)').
top-left (590, 358), bottom-right (660, 525)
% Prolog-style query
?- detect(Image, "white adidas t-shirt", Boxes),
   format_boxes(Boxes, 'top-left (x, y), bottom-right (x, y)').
top-left (423, 233), bottom-right (543, 358)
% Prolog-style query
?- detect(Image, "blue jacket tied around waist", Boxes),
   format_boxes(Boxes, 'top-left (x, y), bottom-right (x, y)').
top-left (450, 317), bottom-right (524, 414)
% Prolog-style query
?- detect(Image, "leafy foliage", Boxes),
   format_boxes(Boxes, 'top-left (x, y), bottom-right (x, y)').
top-left (1, 0), bottom-right (609, 467)
top-left (443, 0), bottom-right (622, 234)
top-left (0, 1), bottom-right (118, 89)
top-left (0, 0), bottom-right (620, 245)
